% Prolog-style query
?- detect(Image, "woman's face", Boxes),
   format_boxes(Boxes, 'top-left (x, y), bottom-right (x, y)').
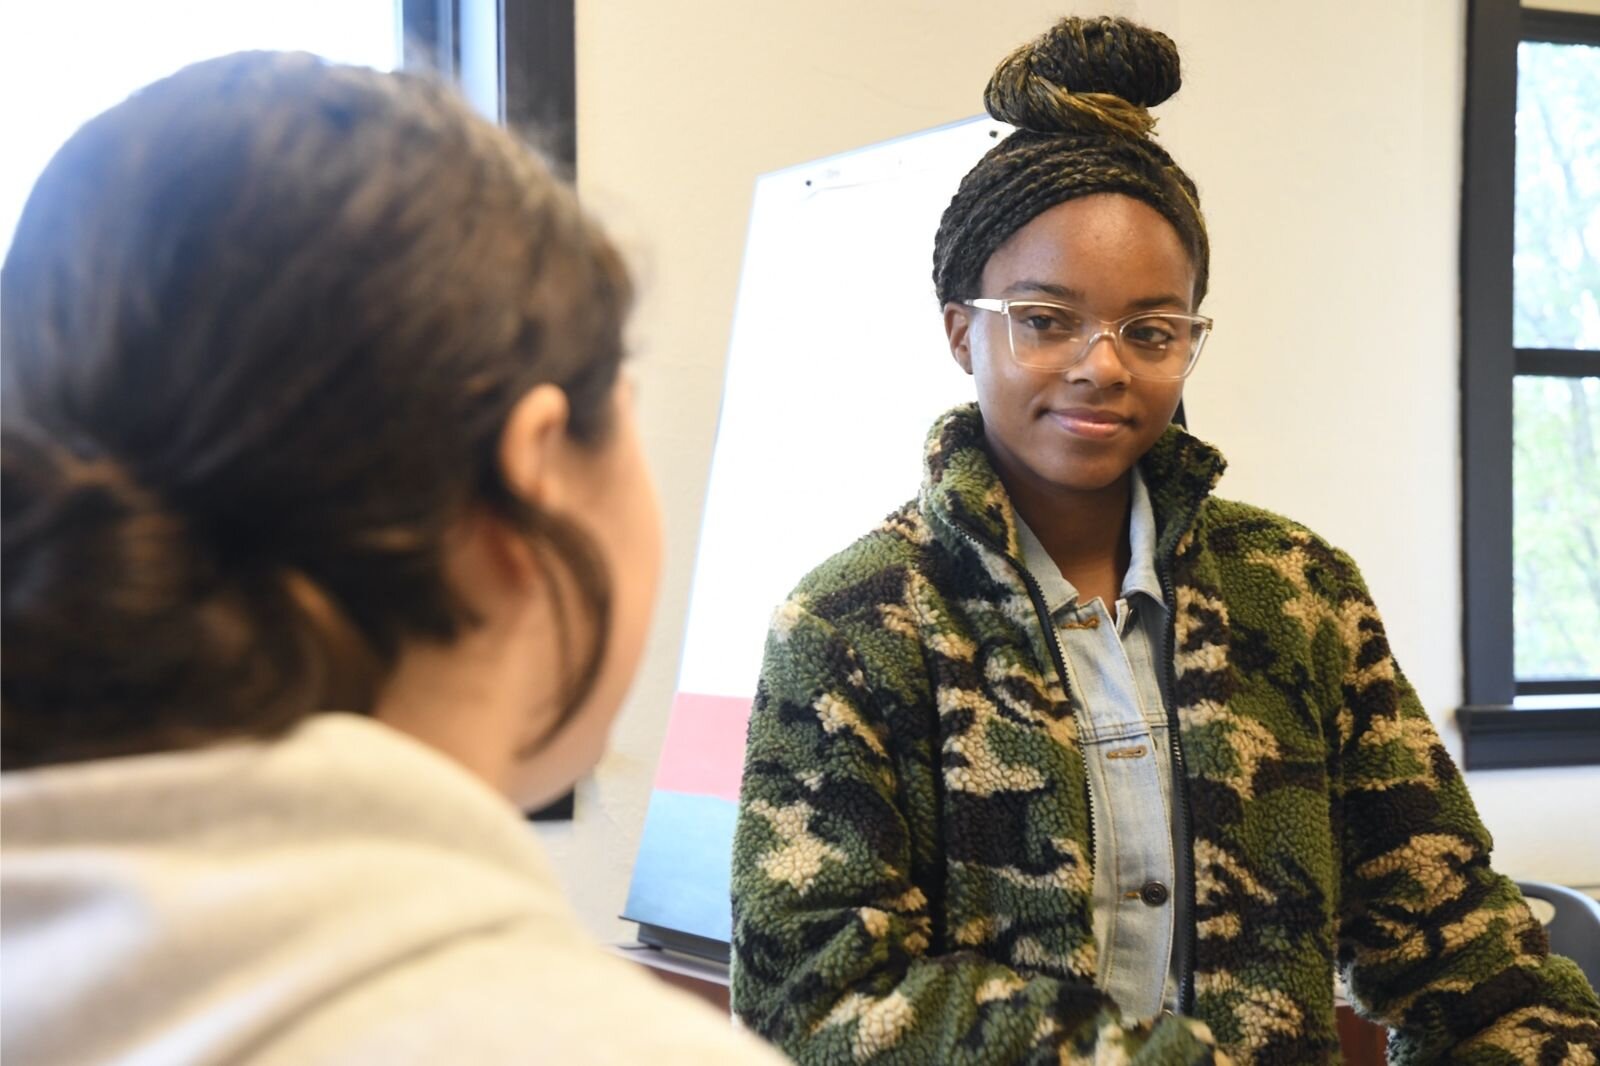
top-left (510, 381), bottom-right (663, 809)
top-left (944, 193), bottom-right (1196, 497)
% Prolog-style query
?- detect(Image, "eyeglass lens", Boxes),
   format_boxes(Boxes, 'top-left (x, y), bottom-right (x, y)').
top-left (1006, 302), bottom-right (1205, 378)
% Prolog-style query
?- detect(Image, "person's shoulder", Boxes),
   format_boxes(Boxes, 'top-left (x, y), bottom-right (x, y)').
top-left (250, 923), bottom-right (788, 1066)
top-left (1195, 495), bottom-right (1368, 591)
top-left (1197, 494), bottom-right (1312, 539)
top-left (787, 496), bottom-right (931, 609)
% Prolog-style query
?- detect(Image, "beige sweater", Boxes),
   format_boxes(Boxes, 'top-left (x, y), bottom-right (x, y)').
top-left (2, 714), bottom-right (787, 1065)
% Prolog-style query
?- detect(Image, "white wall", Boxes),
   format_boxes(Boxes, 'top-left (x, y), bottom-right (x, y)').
top-left (538, 0), bottom-right (1600, 945)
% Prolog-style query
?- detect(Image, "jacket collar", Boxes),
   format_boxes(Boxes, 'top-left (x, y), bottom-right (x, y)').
top-left (919, 403), bottom-right (1228, 565)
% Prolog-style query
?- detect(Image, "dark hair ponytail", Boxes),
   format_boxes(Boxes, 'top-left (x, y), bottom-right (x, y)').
top-left (1, 52), bottom-right (632, 770)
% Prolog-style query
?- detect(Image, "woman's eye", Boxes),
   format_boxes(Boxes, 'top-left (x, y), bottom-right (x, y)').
top-left (1126, 319), bottom-right (1180, 347)
top-left (1018, 307), bottom-right (1081, 334)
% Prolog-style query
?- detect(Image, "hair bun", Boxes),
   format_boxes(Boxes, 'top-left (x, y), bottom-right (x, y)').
top-left (984, 15), bottom-right (1181, 138)
top-left (2, 430), bottom-right (197, 624)
top-left (2, 433), bottom-right (200, 739)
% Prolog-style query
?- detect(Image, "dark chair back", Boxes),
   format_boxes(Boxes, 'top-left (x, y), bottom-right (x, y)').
top-left (1518, 880), bottom-right (1600, 992)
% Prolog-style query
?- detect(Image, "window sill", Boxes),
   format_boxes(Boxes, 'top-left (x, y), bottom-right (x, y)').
top-left (1457, 700), bottom-right (1600, 770)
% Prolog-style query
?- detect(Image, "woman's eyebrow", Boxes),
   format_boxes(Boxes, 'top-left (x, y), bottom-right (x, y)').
top-left (1001, 279), bottom-right (1083, 300)
top-left (1000, 280), bottom-right (1189, 311)
top-left (1125, 292), bottom-right (1190, 311)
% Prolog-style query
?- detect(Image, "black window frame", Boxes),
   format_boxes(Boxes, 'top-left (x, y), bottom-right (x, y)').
top-left (401, 0), bottom-right (575, 171)
top-left (403, 0), bottom-right (580, 815)
top-left (1458, 0), bottom-right (1600, 769)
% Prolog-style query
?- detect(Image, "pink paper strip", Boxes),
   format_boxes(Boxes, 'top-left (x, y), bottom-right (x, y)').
top-left (652, 692), bottom-right (753, 803)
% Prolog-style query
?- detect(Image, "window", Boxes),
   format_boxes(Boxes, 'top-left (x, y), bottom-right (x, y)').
top-left (1, 1), bottom-right (577, 257)
top-left (402, 0), bottom-right (575, 170)
top-left (1460, 0), bottom-right (1600, 768)
top-left (0, 1), bottom-right (403, 257)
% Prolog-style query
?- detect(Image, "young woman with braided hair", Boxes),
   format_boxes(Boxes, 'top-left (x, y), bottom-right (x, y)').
top-left (0, 52), bottom-right (788, 1066)
top-left (731, 16), bottom-right (1600, 1064)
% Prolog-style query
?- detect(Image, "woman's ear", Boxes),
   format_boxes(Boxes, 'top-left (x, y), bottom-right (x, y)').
top-left (943, 302), bottom-right (975, 376)
top-left (499, 384), bottom-right (572, 511)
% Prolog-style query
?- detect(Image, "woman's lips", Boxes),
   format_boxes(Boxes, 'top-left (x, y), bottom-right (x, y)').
top-left (1048, 407), bottom-right (1132, 440)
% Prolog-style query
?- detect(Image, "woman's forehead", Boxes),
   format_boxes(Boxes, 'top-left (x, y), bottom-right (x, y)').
top-left (982, 195), bottom-right (1196, 308)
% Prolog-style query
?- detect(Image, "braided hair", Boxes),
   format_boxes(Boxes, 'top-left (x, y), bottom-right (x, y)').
top-left (932, 16), bottom-right (1209, 306)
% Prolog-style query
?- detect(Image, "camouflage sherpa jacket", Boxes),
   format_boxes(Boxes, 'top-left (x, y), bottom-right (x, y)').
top-left (730, 403), bottom-right (1600, 1065)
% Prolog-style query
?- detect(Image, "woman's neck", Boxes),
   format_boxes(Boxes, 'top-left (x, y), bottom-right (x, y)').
top-left (372, 580), bottom-right (560, 800)
top-left (993, 450), bottom-right (1133, 607)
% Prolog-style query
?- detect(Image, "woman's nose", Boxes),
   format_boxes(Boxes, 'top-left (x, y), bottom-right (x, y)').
top-left (1067, 330), bottom-right (1131, 387)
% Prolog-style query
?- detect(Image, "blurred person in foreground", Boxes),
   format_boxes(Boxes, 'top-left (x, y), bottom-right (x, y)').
top-left (1, 50), bottom-right (788, 1066)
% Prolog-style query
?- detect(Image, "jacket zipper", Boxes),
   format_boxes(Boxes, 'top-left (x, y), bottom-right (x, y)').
top-left (1157, 560), bottom-right (1198, 1015)
top-left (954, 521), bottom-right (1198, 1015)
top-left (953, 527), bottom-right (1096, 873)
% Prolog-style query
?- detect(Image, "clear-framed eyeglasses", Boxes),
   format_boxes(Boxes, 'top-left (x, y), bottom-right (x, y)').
top-left (961, 298), bottom-right (1213, 381)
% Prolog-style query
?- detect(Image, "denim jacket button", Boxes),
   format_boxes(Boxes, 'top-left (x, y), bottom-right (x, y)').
top-left (1140, 881), bottom-right (1170, 906)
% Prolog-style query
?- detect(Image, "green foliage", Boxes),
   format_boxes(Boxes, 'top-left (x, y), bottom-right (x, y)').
top-left (1511, 42), bottom-right (1600, 681)
top-left (1514, 42), bottom-right (1600, 350)
top-left (1514, 378), bottom-right (1600, 677)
